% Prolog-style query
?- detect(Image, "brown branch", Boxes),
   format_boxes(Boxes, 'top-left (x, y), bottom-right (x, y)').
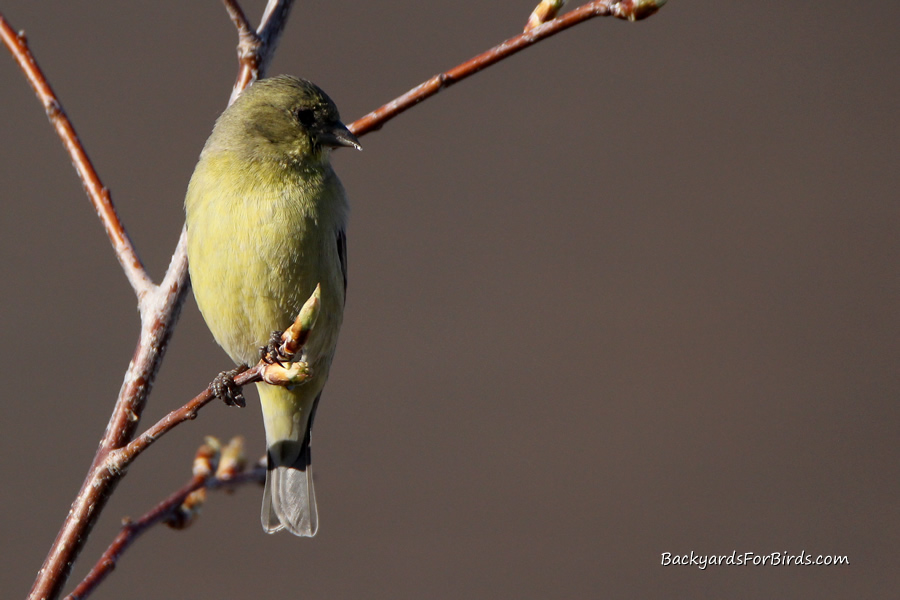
top-left (65, 465), bottom-right (266, 600)
top-left (111, 365), bottom-right (262, 469)
top-left (63, 279), bottom-right (319, 597)
top-left (349, 0), bottom-right (666, 137)
top-left (26, 238), bottom-right (191, 600)
top-left (222, 0), bottom-right (256, 43)
top-left (63, 279), bottom-right (319, 598)
top-left (64, 474), bottom-right (203, 600)
top-left (107, 281), bottom-right (319, 473)
top-left (0, 14), bottom-right (153, 300)
top-left (223, 0), bottom-right (261, 99)
top-left (227, 0), bottom-right (296, 105)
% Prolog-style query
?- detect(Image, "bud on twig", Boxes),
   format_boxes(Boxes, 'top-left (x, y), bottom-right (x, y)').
top-left (262, 360), bottom-right (312, 386)
top-left (525, 0), bottom-right (567, 32)
top-left (215, 436), bottom-right (247, 482)
top-left (280, 283), bottom-right (321, 358)
top-left (166, 437), bottom-right (222, 529)
top-left (612, 0), bottom-right (667, 22)
top-left (192, 436), bottom-right (222, 478)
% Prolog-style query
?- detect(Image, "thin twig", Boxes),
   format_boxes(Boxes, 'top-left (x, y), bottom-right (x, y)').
top-left (109, 366), bottom-right (262, 470)
top-left (63, 278), bottom-right (317, 598)
top-left (221, 0), bottom-right (257, 44)
top-left (228, 0), bottom-right (296, 105)
top-left (64, 474), bottom-right (203, 600)
top-left (65, 466), bottom-right (266, 600)
top-left (0, 14), bottom-right (153, 301)
top-left (349, 0), bottom-right (666, 137)
top-left (223, 0), bottom-right (261, 101)
top-left (107, 280), bottom-right (320, 474)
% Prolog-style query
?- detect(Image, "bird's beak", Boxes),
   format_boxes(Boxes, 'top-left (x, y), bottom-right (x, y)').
top-left (317, 122), bottom-right (362, 151)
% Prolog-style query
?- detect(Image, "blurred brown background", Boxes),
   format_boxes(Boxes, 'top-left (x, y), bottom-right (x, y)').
top-left (1, 1), bottom-right (897, 598)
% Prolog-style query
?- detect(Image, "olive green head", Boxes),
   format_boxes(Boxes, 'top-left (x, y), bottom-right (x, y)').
top-left (204, 75), bottom-right (360, 163)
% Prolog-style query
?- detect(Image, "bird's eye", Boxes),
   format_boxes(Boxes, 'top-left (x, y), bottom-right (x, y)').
top-left (295, 108), bottom-right (315, 126)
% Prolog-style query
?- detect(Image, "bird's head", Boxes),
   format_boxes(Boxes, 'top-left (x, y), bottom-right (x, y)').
top-left (207, 75), bottom-right (361, 164)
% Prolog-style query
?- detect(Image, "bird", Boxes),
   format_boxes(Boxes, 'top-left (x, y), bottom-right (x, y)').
top-left (185, 75), bottom-right (359, 536)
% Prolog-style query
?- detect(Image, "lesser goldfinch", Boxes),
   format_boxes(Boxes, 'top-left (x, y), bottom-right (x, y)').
top-left (185, 76), bottom-right (359, 536)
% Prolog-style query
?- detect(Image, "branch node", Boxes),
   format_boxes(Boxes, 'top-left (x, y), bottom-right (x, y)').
top-left (104, 453), bottom-right (125, 477)
top-left (44, 97), bottom-right (61, 118)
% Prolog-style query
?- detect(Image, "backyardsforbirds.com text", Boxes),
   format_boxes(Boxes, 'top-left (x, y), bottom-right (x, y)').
top-left (660, 551), bottom-right (848, 569)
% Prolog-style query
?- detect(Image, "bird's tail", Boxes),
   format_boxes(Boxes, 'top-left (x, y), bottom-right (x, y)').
top-left (257, 382), bottom-right (320, 536)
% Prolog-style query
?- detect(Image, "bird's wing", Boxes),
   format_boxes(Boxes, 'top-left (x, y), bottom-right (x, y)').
top-left (336, 227), bottom-right (347, 298)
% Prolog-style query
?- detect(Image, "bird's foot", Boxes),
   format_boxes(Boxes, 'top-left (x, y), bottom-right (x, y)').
top-left (211, 365), bottom-right (248, 407)
top-left (259, 330), bottom-right (290, 365)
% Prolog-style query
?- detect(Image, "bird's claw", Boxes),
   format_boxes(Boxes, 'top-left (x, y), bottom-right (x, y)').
top-left (259, 330), bottom-right (289, 366)
top-left (211, 366), bottom-right (247, 407)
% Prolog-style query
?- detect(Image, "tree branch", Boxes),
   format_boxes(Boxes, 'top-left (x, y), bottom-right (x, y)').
top-left (222, 0), bottom-right (256, 44)
top-left (349, 0), bottom-right (666, 137)
top-left (66, 462), bottom-right (266, 600)
top-left (0, 14), bottom-right (153, 301)
top-left (228, 0), bottom-right (296, 105)
top-left (60, 278), bottom-right (319, 598)
top-left (25, 234), bottom-right (191, 600)
top-left (63, 277), bottom-right (319, 598)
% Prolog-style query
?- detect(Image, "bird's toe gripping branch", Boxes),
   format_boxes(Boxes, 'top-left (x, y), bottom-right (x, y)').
top-left (259, 330), bottom-right (289, 366)
top-left (258, 329), bottom-right (311, 386)
top-left (210, 284), bottom-right (321, 403)
top-left (212, 365), bottom-right (249, 407)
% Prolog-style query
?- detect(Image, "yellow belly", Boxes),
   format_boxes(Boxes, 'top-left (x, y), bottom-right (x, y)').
top-left (185, 152), bottom-right (347, 426)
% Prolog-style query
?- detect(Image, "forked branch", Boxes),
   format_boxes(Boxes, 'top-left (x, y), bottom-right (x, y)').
top-left (225, 0), bottom-right (297, 104)
top-left (66, 440), bottom-right (266, 600)
top-left (67, 284), bottom-right (321, 599)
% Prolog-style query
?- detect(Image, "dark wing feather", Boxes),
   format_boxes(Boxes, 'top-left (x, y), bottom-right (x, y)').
top-left (336, 228), bottom-right (347, 298)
